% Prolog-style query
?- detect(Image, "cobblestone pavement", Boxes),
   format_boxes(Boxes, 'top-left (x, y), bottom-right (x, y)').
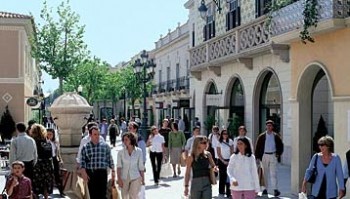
top-left (0, 135), bottom-right (297, 199)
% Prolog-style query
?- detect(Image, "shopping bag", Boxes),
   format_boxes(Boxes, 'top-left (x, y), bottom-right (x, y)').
top-left (258, 167), bottom-right (265, 187)
top-left (138, 185), bottom-right (146, 199)
top-left (111, 185), bottom-right (119, 199)
top-left (298, 192), bottom-right (307, 199)
top-left (209, 167), bottom-right (217, 185)
top-left (180, 152), bottom-right (187, 167)
top-left (160, 163), bottom-right (172, 178)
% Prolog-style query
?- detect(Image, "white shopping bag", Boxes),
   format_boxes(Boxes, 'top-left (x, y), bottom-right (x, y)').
top-left (298, 192), bottom-right (307, 199)
top-left (138, 185), bottom-right (146, 199)
top-left (160, 163), bottom-right (172, 178)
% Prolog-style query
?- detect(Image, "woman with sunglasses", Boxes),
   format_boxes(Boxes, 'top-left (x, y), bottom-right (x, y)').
top-left (301, 136), bottom-right (345, 199)
top-left (184, 136), bottom-right (216, 199)
top-left (217, 129), bottom-right (234, 198)
top-left (227, 137), bottom-right (260, 199)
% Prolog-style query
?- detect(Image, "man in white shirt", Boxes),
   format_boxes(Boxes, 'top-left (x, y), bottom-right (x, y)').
top-left (208, 126), bottom-right (220, 164)
top-left (178, 116), bottom-right (185, 132)
top-left (184, 126), bottom-right (200, 157)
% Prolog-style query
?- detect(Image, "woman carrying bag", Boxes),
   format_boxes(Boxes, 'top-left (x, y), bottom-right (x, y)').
top-left (301, 136), bottom-right (345, 199)
top-left (168, 123), bottom-right (186, 178)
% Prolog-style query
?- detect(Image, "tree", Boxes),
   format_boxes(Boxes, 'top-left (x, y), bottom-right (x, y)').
top-left (64, 57), bottom-right (109, 104)
top-left (31, 0), bottom-right (87, 94)
top-left (0, 106), bottom-right (16, 142)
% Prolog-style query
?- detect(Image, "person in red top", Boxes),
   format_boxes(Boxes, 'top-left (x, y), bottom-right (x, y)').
top-left (5, 161), bottom-right (32, 199)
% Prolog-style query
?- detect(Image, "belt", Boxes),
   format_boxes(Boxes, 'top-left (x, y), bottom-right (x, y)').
top-left (264, 152), bottom-right (275, 154)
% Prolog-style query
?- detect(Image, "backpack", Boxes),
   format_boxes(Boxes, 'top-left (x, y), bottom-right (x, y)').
top-left (40, 141), bottom-right (53, 159)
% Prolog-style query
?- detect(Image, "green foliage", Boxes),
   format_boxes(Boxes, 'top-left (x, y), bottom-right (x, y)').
top-left (204, 115), bottom-right (216, 136)
top-left (0, 106), bottom-right (16, 141)
top-left (227, 115), bottom-right (244, 138)
top-left (64, 57), bottom-right (109, 104)
top-left (31, 0), bottom-right (87, 94)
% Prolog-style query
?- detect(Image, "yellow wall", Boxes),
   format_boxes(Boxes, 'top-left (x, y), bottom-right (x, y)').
top-left (291, 28), bottom-right (350, 98)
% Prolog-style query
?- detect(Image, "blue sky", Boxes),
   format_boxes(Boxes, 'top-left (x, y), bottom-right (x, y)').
top-left (1, 0), bottom-right (188, 93)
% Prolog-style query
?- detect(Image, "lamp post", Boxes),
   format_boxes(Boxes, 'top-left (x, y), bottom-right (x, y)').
top-left (77, 85), bottom-right (83, 95)
top-left (198, 0), bottom-right (231, 19)
top-left (133, 50), bottom-right (156, 140)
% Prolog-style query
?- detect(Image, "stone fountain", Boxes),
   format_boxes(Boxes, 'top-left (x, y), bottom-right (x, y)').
top-left (49, 92), bottom-right (92, 199)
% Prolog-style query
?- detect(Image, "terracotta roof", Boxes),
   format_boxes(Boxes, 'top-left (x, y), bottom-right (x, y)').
top-left (0, 11), bottom-right (32, 19)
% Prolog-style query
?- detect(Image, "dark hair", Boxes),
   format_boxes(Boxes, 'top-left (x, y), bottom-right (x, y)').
top-left (88, 126), bottom-right (99, 134)
top-left (172, 122), bottom-right (179, 131)
top-left (129, 122), bottom-right (139, 131)
top-left (46, 128), bottom-right (56, 142)
top-left (234, 137), bottom-right (252, 157)
top-left (212, 126), bottom-right (219, 131)
top-left (122, 132), bottom-right (137, 146)
top-left (193, 126), bottom-right (200, 131)
top-left (219, 129), bottom-right (229, 143)
top-left (16, 122), bottom-right (26, 132)
top-left (87, 122), bottom-right (98, 131)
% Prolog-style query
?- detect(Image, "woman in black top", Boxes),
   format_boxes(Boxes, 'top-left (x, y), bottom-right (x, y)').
top-left (184, 136), bottom-right (216, 199)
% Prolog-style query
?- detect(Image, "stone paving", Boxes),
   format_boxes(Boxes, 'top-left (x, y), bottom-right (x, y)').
top-left (0, 136), bottom-right (297, 198)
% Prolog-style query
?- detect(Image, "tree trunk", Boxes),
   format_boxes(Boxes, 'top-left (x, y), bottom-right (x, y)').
top-left (59, 78), bottom-right (64, 95)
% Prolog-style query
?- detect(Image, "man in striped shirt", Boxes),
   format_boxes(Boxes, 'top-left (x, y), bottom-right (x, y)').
top-left (80, 126), bottom-right (115, 199)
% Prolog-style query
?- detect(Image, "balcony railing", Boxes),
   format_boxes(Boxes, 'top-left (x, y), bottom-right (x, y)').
top-left (153, 77), bottom-right (190, 95)
top-left (190, 17), bottom-right (270, 68)
top-left (271, 0), bottom-right (350, 36)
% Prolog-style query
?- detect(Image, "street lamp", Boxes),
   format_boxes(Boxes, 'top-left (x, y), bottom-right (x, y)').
top-left (198, 0), bottom-right (229, 19)
top-left (133, 50), bottom-right (156, 140)
top-left (77, 85), bottom-right (83, 95)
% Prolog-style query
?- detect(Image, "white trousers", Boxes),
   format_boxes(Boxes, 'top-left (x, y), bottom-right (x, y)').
top-left (262, 153), bottom-right (278, 190)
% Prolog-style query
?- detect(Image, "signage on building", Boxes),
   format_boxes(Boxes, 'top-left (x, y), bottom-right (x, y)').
top-left (26, 97), bottom-right (38, 106)
top-left (206, 94), bottom-right (221, 106)
top-left (179, 100), bottom-right (190, 108)
top-left (155, 102), bottom-right (163, 109)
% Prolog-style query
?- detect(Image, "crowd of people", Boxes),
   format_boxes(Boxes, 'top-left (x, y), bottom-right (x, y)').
top-left (3, 115), bottom-right (350, 199)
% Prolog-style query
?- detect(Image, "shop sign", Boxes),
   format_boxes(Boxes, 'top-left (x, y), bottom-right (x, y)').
top-left (26, 97), bottom-right (38, 106)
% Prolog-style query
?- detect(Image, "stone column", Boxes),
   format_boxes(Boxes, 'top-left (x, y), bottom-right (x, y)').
top-left (49, 92), bottom-right (92, 199)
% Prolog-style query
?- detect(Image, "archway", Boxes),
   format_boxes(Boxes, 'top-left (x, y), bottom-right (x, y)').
top-left (203, 80), bottom-right (218, 135)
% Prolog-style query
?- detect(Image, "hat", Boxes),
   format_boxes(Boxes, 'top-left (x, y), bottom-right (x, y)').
top-left (265, 120), bottom-right (274, 125)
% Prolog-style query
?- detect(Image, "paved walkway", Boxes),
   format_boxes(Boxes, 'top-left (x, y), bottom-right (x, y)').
top-left (0, 136), bottom-right (297, 198)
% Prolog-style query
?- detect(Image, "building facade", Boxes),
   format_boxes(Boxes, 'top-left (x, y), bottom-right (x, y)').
top-left (152, 22), bottom-right (192, 129)
top-left (0, 12), bottom-right (40, 123)
top-left (185, 0), bottom-right (350, 193)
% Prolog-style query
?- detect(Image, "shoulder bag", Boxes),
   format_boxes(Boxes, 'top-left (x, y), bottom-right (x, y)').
top-left (307, 154), bottom-right (318, 183)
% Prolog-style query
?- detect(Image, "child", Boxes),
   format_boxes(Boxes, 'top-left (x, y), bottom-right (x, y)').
top-left (5, 161), bottom-right (32, 199)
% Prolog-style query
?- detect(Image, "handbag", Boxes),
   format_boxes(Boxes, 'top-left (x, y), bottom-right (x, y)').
top-left (111, 181), bottom-right (119, 199)
top-left (138, 185), bottom-right (146, 199)
top-left (209, 167), bottom-right (217, 185)
top-left (306, 155), bottom-right (318, 183)
top-left (298, 192), bottom-right (308, 199)
top-left (160, 163), bottom-right (172, 178)
top-left (180, 152), bottom-right (187, 167)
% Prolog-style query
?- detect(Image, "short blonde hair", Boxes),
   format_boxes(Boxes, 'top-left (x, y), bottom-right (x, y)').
top-left (30, 123), bottom-right (47, 141)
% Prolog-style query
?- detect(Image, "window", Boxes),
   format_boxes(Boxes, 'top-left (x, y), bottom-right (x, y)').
top-left (256, 0), bottom-right (271, 18)
top-left (226, 0), bottom-right (241, 31)
top-left (192, 23), bottom-right (195, 47)
top-left (203, 3), bottom-right (216, 41)
top-left (176, 63), bottom-right (180, 90)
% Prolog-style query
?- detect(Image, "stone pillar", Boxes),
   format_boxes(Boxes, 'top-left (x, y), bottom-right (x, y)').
top-left (49, 92), bottom-right (92, 199)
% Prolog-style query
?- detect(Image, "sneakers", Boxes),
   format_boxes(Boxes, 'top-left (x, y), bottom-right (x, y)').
top-left (274, 189), bottom-right (281, 197)
top-left (262, 189), bottom-right (268, 195)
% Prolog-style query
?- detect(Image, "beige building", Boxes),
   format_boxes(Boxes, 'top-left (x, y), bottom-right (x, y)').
top-left (152, 22), bottom-right (192, 128)
top-left (0, 12), bottom-right (40, 123)
top-left (185, 0), bottom-right (350, 194)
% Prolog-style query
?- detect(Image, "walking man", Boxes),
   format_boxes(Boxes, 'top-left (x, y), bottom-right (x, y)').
top-left (9, 122), bottom-right (37, 181)
top-left (255, 120), bottom-right (284, 197)
top-left (99, 118), bottom-right (108, 140)
top-left (80, 126), bottom-right (115, 199)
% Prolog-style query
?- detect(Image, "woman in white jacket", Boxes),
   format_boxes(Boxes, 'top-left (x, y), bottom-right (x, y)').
top-left (227, 137), bottom-right (260, 199)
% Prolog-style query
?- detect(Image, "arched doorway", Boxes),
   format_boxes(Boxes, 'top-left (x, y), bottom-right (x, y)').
top-left (259, 71), bottom-right (282, 134)
top-left (226, 77), bottom-right (245, 137)
top-left (204, 81), bottom-right (218, 135)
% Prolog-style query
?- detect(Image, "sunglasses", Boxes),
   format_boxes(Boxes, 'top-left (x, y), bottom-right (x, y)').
top-left (222, 133), bottom-right (228, 135)
top-left (200, 141), bottom-right (207, 145)
top-left (318, 143), bottom-right (326, 146)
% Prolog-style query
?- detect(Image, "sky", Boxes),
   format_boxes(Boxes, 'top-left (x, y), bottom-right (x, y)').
top-left (1, 0), bottom-right (189, 93)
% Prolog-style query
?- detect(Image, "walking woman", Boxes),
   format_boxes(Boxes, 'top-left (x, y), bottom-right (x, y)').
top-left (217, 129), bottom-right (234, 198)
top-left (147, 126), bottom-right (165, 185)
top-left (30, 124), bottom-right (54, 199)
top-left (46, 128), bottom-right (64, 196)
top-left (184, 136), bottom-right (216, 199)
top-left (227, 137), bottom-right (259, 199)
top-left (301, 136), bottom-right (345, 199)
top-left (117, 133), bottom-right (145, 199)
top-left (168, 122), bottom-right (186, 177)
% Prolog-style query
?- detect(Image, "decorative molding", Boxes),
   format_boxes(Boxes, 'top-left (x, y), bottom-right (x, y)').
top-left (332, 96), bottom-right (350, 102)
top-left (236, 58), bottom-right (253, 69)
top-left (190, 71), bottom-right (202, 81)
top-left (271, 44), bottom-right (290, 63)
top-left (0, 78), bottom-right (25, 84)
top-left (208, 66), bottom-right (221, 76)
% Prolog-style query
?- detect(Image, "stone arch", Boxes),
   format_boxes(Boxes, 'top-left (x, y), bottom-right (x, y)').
top-left (202, 79), bottom-right (218, 135)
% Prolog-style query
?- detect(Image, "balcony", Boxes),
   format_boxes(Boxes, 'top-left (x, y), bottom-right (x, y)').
top-left (189, 17), bottom-right (270, 70)
top-left (154, 77), bottom-right (190, 96)
top-left (271, 0), bottom-right (350, 42)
